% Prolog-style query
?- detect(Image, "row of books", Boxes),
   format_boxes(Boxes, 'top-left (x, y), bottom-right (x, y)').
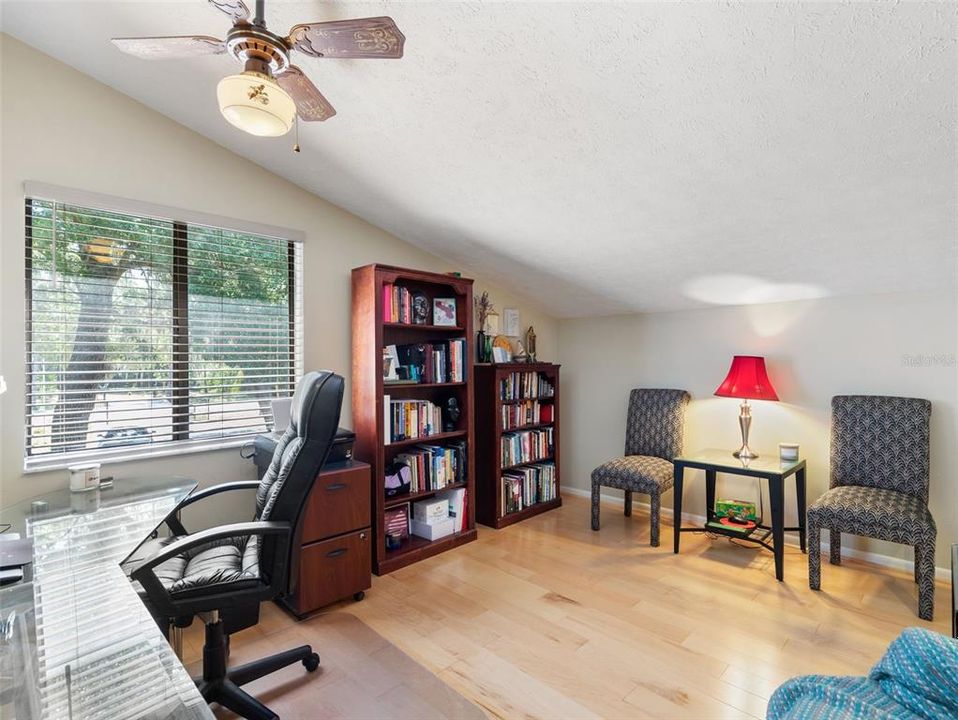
top-left (500, 371), bottom-right (555, 401)
top-left (501, 427), bottom-right (554, 468)
top-left (383, 397), bottom-right (445, 443)
top-left (501, 400), bottom-right (554, 430)
top-left (502, 462), bottom-right (557, 515)
top-left (394, 441), bottom-right (467, 492)
top-left (383, 284), bottom-right (417, 324)
top-left (384, 339), bottom-right (466, 384)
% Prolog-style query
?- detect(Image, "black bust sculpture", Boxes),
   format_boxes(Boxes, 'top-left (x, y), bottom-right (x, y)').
top-left (412, 291), bottom-right (430, 324)
top-left (444, 396), bottom-right (461, 432)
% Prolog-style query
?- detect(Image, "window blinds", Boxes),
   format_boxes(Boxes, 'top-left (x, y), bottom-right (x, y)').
top-left (25, 197), bottom-right (303, 466)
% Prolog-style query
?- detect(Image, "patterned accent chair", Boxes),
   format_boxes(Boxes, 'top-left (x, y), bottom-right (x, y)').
top-left (808, 395), bottom-right (936, 621)
top-left (591, 389), bottom-right (690, 546)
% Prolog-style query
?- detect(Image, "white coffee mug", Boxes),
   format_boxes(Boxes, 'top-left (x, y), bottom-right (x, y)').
top-left (779, 443), bottom-right (800, 462)
top-left (68, 463), bottom-right (101, 492)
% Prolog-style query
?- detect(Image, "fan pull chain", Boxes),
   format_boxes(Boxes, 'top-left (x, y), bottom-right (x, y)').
top-left (293, 115), bottom-right (300, 153)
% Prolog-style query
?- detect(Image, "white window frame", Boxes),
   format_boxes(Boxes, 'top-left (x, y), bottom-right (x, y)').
top-left (23, 182), bottom-right (305, 472)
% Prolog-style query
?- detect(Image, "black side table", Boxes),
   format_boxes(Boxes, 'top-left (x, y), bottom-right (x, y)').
top-left (673, 449), bottom-right (807, 582)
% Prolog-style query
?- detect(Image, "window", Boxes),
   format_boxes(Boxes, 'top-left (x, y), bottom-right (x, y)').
top-left (25, 194), bottom-right (303, 468)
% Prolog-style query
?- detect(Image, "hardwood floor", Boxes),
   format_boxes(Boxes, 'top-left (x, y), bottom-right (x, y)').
top-left (188, 495), bottom-right (952, 719)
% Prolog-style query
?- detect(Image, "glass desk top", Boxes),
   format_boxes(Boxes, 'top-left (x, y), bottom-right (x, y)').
top-left (674, 448), bottom-right (805, 476)
top-left (0, 477), bottom-right (213, 720)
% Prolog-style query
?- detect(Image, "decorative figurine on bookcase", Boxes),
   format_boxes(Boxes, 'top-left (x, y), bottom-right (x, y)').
top-left (475, 291), bottom-right (494, 363)
top-left (526, 326), bottom-right (537, 362)
top-left (513, 340), bottom-right (529, 363)
top-left (444, 396), bottom-right (461, 432)
top-left (411, 291), bottom-right (430, 325)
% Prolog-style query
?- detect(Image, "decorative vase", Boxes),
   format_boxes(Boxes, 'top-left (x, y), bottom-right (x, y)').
top-left (477, 330), bottom-right (487, 362)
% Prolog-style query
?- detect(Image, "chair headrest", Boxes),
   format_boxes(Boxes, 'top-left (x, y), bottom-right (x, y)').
top-left (290, 370), bottom-right (345, 443)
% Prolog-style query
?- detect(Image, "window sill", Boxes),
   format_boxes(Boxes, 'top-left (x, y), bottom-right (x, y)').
top-left (23, 436), bottom-right (255, 474)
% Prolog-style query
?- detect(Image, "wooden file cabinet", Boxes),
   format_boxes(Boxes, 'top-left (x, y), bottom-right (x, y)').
top-left (280, 460), bottom-right (372, 617)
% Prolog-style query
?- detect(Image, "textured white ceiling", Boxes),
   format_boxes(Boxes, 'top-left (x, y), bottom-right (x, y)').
top-left (3, 1), bottom-right (956, 316)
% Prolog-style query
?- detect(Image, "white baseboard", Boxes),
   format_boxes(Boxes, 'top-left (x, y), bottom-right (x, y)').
top-left (563, 486), bottom-right (951, 582)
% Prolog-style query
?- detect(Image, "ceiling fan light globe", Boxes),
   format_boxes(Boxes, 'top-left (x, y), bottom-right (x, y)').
top-left (216, 72), bottom-right (295, 137)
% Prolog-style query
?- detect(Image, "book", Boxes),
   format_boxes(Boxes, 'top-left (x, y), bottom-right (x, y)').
top-left (500, 427), bottom-right (554, 468)
top-left (436, 487), bottom-right (467, 533)
top-left (706, 519), bottom-right (755, 537)
top-left (385, 339), bottom-right (466, 384)
top-left (501, 399), bottom-right (553, 430)
top-left (385, 399), bottom-right (444, 444)
top-left (382, 283), bottom-right (422, 324)
top-left (502, 462), bottom-right (556, 515)
top-left (394, 441), bottom-right (467, 492)
top-left (383, 284), bottom-right (393, 324)
top-left (383, 394), bottom-right (390, 442)
top-left (500, 371), bottom-right (555, 401)
top-left (384, 504), bottom-right (410, 538)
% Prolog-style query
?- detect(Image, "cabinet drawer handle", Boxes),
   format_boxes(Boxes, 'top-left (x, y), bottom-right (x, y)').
top-left (326, 548), bottom-right (348, 558)
top-left (325, 482), bottom-right (347, 491)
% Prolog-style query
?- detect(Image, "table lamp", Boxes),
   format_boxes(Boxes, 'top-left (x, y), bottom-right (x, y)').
top-left (714, 355), bottom-right (779, 459)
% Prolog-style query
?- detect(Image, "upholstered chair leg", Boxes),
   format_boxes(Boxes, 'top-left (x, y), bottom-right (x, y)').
top-left (829, 529), bottom-right (841, 565)
top-left (914, 543), bottom-right (921, 583)
top-left (624, 490), bottom-right (633, 517)
top-left (649, 492), bottom-right (660, 547)
top-left (591, 480), bottom-right (601, 531)
top-left (916, 538), bottom-right (936, 621)
top-left (808, 524), bottom-right (822, 590)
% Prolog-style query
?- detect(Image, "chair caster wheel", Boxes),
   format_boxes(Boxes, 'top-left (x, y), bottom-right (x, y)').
top-left (303, 653), bottom-right (320, 672)
top-left (353, 591), bottom-right (365, 602)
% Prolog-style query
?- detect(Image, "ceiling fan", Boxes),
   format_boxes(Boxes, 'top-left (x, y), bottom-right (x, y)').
top-left (112, 0), bottom-right (405, 138)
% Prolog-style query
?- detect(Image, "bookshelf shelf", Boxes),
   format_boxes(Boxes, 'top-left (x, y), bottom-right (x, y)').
top-left (384, 481), bottom-right (469, 509)
top-left (384, 322), bottom-right (466, 333)
top-left (497, 497), bottom-right (563, 529)
top-left (475, 362), bottom-right (562, 529)
top-left (383, 381), bottom-right (467, 389)
top-left (502, 421), bottom-right (554, 432)
top-left (385, 430), bottom-right (468, 449)
top-left (500, 456), bottom-right (556, 472)
top-left (352, 264), bottom-right (477, 575)
top-left (379, 528), bottom-right (479, 574)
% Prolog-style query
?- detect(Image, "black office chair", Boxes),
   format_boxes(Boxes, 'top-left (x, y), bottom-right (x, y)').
top-left (130, 370), bottom-right (344, 720)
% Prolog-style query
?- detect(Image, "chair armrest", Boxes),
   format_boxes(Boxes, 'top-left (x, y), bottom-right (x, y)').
top-left (179, 480), bottom-right (260, 509)
top-left (165, 481), bottom-right (261, 535)
top-left (133, 521), bottom-right (289, 577)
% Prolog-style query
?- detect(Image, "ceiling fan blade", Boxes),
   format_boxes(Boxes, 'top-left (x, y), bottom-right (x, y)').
top-left (111, 35), bottom-right (226, 59)
top-left (208, 0), bottom-right (250, 24)
top-left (287, 16), bottom-right (405, 59)
top-left (276, 66), bottom-right (336, 122)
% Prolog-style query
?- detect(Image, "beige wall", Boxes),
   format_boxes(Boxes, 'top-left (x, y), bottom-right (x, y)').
top-left (558, 291), bottom-right (957, 568)
top-left (0, 35), bottom-right (557, 526)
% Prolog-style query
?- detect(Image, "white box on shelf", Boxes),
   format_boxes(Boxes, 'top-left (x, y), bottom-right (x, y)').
top-left (411, 517), bottom-right (455, 541)
top-left (412, 499), bottom-right (448, 525)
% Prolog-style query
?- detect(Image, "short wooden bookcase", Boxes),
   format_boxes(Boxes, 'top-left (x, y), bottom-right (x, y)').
top-left (475, 362), bottom-right (561, 529)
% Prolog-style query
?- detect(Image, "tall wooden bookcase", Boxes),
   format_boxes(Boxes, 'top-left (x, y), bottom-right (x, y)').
top-left (351, 264), bottom-right (477, 575)
top-left (475, 362), bottom-right (561, 529)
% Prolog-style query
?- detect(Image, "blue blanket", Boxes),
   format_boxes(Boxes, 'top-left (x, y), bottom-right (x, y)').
top-left (767, 628), bottom-right (958, 719)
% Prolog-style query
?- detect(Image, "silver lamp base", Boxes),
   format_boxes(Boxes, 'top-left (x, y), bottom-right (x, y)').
top-left (732, 399), bottom-right (758, 459)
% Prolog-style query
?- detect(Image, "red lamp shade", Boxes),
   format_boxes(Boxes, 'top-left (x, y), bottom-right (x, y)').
top-left (714, 356), bottom-right (779, 401)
